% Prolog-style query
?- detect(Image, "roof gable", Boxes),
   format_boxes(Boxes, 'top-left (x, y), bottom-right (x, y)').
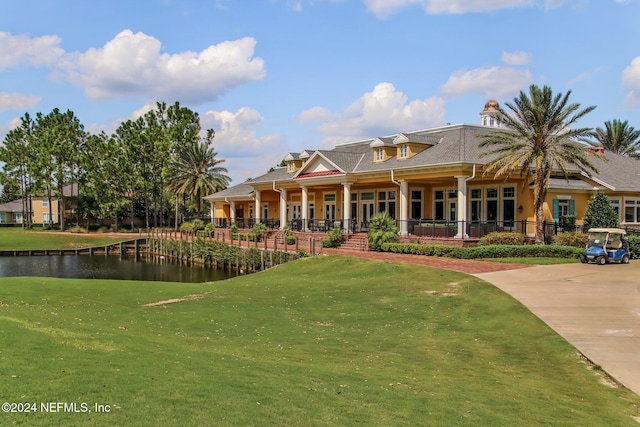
top-left (293, 151), bottom-right (345, 179)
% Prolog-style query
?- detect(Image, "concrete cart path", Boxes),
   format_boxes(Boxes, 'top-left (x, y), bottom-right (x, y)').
top-left (474, 263), bottom-right (640, 397)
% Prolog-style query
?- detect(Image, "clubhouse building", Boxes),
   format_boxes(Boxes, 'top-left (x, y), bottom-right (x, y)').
top-left (204, 101), bottom-right (640, 239)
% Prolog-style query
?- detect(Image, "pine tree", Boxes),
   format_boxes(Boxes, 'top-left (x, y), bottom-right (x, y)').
top-left (583, 191), bottom-right (619, 230)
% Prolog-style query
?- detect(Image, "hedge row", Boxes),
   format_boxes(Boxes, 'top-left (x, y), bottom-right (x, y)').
top-left (379, 243), bottom-right (458, 257)
top-left (380, 242), bottom-right (584, 259)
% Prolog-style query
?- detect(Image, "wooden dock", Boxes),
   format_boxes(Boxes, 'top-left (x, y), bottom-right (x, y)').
top-left (0, 238), bottom-right (148, 257)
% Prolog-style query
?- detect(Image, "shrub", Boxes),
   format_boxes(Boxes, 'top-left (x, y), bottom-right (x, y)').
top-left (627, 235), bottom-right (640, 259)
top-left (478, 232), bottom-right (525, 246)
top-left (368, 212), bottom-right (398, 251)
top-left (68, 225), bottom-right (88, 234)
top-left (251, 223), bottom-right (267, 241)
top-left (286, 235), bottom-right (296, 245)
top-left (561, 215), bottom-right (577, 232)
top-left (553, 232), bottom-right (588, 248)
top-left (180, 222), bottom-right (194, 232)
top-left (583, 190), bottom-right (619, 230)
top-left (204, 222), bottom-right (216, 235)
top-left (322, 227), bottom-right (343, 248)
top-left (191, 219), bottom-right (205, 231)
top-left (229, 224), bottom-right (239, 239)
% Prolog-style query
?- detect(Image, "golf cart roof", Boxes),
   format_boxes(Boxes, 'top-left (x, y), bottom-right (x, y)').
top-left (588, 228), bottom-right (627, 235)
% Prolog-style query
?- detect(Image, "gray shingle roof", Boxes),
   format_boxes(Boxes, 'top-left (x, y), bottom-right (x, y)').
top-left (203, 182), bottom-right (254, 200)
top-left (245, 167), bottom-right (294, 185)
top-left (0, 199), bottom-right (24, 212)
top-left (204, 123), bottom-right (640, 199)
top-left (586, 152), bottom-right (640, 191)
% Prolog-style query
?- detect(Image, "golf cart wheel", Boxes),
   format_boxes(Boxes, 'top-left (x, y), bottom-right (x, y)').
top-left (596, 256), bottom-right (606, 265)
top-left (580, 255), bottom-right (588, 264)
top-left (621, 254), bottom-right (630, 264)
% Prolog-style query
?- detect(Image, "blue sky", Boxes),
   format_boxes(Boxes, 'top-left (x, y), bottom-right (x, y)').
top-left (1, 0), bottom-right (639, 184)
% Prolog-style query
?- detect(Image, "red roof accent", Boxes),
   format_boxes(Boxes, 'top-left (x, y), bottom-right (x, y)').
top-left (296, 170), bottom-right (343, 179)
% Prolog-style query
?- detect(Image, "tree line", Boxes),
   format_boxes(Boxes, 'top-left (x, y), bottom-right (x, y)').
top-left (0, 102), bottom-right (231, 231)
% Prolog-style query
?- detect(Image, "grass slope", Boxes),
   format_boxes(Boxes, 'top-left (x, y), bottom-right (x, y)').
top-left (0, 228), bottom-right (128, 250)
top-left (1, 256), bottom-right (638, 426)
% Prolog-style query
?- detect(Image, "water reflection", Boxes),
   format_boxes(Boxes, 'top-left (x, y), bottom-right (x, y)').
top-left (0, 255), bottom-right (232, 283)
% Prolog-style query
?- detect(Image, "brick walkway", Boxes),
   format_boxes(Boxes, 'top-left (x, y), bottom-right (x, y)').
top-left (322, 247), bottom-right (532, 274)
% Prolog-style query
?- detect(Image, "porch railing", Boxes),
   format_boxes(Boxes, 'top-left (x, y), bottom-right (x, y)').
top-left (207, 217), bottom-right (640, 239)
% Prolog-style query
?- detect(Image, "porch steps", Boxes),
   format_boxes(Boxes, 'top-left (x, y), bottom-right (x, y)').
top-left (340, 234), bottom-right (368, 251)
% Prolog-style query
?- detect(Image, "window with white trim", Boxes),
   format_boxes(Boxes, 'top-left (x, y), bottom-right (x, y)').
top-left (375, 148), bottom-right (383, 161)
top-left (502, 187), bottom-right (515, 227)
top-left (411, 190), bottom-right (422, 219)
top-left (624, 199), bottom-right (640, 223)
top-left (43, 213), bottom-right (50, 224)
top-left (399, 144), bottom-right (407, 158)
top-left (42, 197), bottom-right (49, 208)
top-left (469, 185), bottom-right (516, 225)
top-left (470, 188), bottom-right (482, 221)
top-left (486, 187), bottom-right (498, 222)
top-left (378, 190), bottom-right (396, 219)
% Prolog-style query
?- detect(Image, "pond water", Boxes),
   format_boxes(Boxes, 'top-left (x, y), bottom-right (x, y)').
top-left (0, 255), bottom-right (234, 283)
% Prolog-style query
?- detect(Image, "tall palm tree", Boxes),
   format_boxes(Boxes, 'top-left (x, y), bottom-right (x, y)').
top-left (588, 119), bottom-right (640, 159)
top-left (166, 140), bottom-right (231, 223)
top-left (479, 85), bottom-right (598, 244)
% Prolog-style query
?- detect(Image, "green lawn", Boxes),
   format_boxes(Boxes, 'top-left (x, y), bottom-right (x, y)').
top-left (1, 256), bottom-right (638, 426)
top-left (0, 228), bottom-right (131, 250)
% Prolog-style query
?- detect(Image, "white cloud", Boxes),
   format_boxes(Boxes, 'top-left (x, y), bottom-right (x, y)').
top-left (440, 66), bottom-right (533, 99)
top-left (425, 0), bottom-right (535, 14)
top-left (361, 0), bottom-right (572, 18)
top-left (0, 30), bottom-right (266, 105)
top-left (501, 51), bottom-right (532, 66)
top-left (201, 107), bottom-right (287, 182)
top-left (0, 93), bottom-right (41, 112)
top-left (65, 30), bottom-right (266, 103)
top-left (297, 82), bottom-right (446, 145)
top-left (362, 0), bottom-right (418, 18)
top-left (0, 32), bottom-right (65, 70)
top-left (622, 56), bottom-right (640, 108)
top-left (294, 106), bottom-right (338, 123)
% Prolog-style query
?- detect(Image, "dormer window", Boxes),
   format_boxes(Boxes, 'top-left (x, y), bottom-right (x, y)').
top-left (399, 144), bottom-right (407, 158)
top-left (288, 162), bottom-right (294, 172)
top-left (375, 148), bottom-right (383, 161)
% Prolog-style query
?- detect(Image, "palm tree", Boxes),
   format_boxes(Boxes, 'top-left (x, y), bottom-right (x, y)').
top-left (166, 139), bottom-right (231, 225)
top-left (588, 119), bottom-right (640, 159)
top-left (479, 85), bottom-right (598, 244)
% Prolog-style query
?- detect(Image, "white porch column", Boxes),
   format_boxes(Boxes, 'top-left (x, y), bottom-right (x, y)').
top-left (301, 186), bottom-right (308, 232)
top-left (279, 188), bottom-right (287, 230)
top-left (254, 190), bottom-right (261, 224)
top-left (210, 202), bottom-right (215, 223)
top-left (343, 183), bottom-right (351, 233)
top-left (229, 200), bottom-right (236, 225)
top-left (455, 176), bottom-right (469, 238)
top-left (399, 180), bottom-right (409, 236)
